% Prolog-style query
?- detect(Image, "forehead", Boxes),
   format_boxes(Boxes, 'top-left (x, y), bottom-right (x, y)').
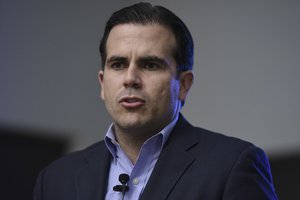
top-left (106, 23), bottom-right (176, 58)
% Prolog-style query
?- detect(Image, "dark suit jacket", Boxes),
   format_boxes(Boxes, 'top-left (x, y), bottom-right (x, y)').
top-left (33, 114), bottom-right (278, 200)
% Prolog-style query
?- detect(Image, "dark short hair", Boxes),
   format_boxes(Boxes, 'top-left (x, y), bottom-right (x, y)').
top-left (99, 2), bottom-right (194, 72)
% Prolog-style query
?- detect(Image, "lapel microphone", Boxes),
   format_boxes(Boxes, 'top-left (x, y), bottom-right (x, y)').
top-left (113, 173), bottom-right (130, 200)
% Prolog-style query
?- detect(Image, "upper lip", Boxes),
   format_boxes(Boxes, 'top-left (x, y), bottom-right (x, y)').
top-left (119, 96), bottom-right (145, 103)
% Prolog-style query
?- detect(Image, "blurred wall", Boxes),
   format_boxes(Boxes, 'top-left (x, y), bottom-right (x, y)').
top-left (1, 1), bottom-right (300, 199)
top-left (1, 0), bottom-right (299, 156)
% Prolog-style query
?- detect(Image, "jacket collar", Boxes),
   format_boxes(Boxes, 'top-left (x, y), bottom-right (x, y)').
top-left (140, 113), bottom-right (199, 200)
top-left (76, 142), bottom-right (111, 200)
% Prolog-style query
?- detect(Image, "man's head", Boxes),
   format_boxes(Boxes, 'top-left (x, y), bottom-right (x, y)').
top-left (99, 2), bottom-right (194, 73)
top-left (98, 3), bottom-right (194, 138)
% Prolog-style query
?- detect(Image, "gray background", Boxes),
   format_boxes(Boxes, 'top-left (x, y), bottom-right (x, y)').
top-left (1, 0), bottom-right (299, 157)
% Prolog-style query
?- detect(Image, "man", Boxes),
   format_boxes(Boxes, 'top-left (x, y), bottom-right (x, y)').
top-left (33, 2), bottom-right (278, 200)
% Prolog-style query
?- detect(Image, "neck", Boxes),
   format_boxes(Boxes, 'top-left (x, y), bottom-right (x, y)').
top-left (114, 126), bottom-right (159, 164)
top-left (112, 113), bottom-right (179, 164)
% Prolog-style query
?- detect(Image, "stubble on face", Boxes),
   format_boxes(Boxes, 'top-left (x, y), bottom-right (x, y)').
top-left (99, 24), bottom-right (181, 139)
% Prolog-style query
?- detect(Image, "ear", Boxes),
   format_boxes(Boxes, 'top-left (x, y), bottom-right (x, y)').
top-left (178, 71), bottom-right (194, 101)
top-left (98, 70), bottom-right (105, 100)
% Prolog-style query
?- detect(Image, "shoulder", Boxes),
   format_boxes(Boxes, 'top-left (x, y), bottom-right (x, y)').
top-left (174, 114), bottom-right (254, 153)
top-left (42, 140), bottom-right (107, 176)
top-left (194, 126), bottom-right (254, 152)
top-left (163, 115), bottom-right (278, 199)
top-left (172, 114), bottom-right (266, 169)
top-left (33, 141), bottom-right (109, 199)
top-left (190, 126), bottom-right (269, 169)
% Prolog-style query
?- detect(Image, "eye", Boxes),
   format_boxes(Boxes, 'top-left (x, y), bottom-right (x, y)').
top-left (143, 62), bottom-right (160, 71)
top-left (110, 62), bottom-right (126, 70)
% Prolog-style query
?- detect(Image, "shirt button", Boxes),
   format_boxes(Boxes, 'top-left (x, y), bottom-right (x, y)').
top-left (133, 177), bottom-right (139, 185)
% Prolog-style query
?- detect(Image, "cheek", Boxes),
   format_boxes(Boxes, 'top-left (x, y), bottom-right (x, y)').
top-left (101, 78), bottom-right (117, 102)
top-left (103, 84), bottom-right (114, 100)
top-left (100, 80), bottom-right (109, 101)
top-left (149, 78), bottom-right (179, 103)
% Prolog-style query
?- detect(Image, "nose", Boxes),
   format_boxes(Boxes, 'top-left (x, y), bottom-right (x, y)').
top-left (123, 64), bottom-right (141, 89)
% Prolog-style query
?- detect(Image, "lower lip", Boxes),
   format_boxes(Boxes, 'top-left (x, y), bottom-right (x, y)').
top-left (120, 101), bottom-right (145, 108)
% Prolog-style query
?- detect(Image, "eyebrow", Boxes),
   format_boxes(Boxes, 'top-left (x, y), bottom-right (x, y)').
top-left (106, 55), bottom-right (169, 67)
top-left (106, 56), bottom-right (128, 65)
top-left (137, 56), bottom-right (168, 66)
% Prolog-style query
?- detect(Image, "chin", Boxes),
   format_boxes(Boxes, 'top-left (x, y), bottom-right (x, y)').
top-left (122, 119), bottom-right (144, 128)
top-left (115, 116), bottom-right (144, 128)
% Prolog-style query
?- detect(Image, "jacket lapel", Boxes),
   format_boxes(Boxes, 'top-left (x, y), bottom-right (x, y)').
top-left (75, 142), bottom-right (111, 200)
top-left (140, 114), bottom-right (198, 200)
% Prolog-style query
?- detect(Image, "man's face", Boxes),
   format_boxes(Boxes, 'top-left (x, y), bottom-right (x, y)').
top-left (99, 24), bottom-right (193, 136)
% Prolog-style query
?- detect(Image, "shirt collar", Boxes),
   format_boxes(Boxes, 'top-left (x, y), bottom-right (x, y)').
top-left (104, 114), bottom-right (179, 159)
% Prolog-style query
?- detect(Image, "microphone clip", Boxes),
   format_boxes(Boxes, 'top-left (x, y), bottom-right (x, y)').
top-left (113, 184), bottom-right (129, 192)
top-left (113, 173), bottom-right (130, 194)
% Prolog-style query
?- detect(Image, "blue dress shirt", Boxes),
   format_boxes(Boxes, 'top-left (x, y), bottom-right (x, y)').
top-left (104, 115), bottom-right (178, 200)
